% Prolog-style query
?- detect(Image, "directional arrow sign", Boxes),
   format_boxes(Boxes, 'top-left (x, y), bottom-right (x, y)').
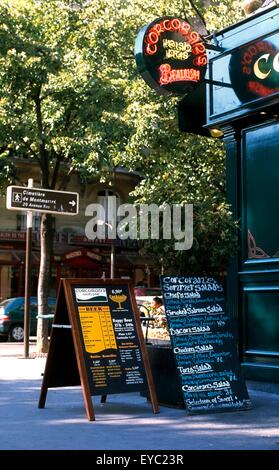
top-left (6, 186), bottom-right (79, 216)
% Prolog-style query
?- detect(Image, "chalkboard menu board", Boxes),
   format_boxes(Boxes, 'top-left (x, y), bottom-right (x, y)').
top-left (39, 278), bottom-right (159, 421)
top-left (160, 275), bottom-right (252, 414)
top-left (71, 283), bottom-right (147, 395)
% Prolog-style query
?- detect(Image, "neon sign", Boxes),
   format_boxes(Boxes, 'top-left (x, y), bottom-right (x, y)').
top-left (229, 38), bottom-right (279, 102)
top-left (134, 17), bottom-right (207, 96)
top-left (253, 52), bottom-right (279, 79)
top-left (159, 64), bottom-right (200, 85)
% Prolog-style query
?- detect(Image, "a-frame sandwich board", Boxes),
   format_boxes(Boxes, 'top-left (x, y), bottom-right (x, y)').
top-left (38, 278), bottom-right (159, 421)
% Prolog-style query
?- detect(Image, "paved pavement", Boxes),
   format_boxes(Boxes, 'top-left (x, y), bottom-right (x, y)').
top-left (0, 343), bottom-right (279, 451)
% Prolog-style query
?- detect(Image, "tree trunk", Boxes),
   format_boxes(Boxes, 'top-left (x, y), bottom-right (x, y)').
top-left (36, 213), bottom-right (53, 353)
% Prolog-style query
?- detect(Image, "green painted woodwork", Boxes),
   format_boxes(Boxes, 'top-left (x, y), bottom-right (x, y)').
top-left (239, 121), bottom-right (279, 381)
top-left (243, 288), bottom-right (279, 354)
top-left (207, 6), bottom-right (279, 382)
top-left (208, 31), bottom-right (279, 120)
top-left (242, 121), bottom-right (279, 260)
top-left (206, 5), bottom-right (279, 127)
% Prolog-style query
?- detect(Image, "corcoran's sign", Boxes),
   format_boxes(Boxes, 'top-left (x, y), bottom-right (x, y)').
top-left (134, 16), bottom-right (207, 96)
top-left (229, 34), bottom-right (279, 102)
top-left (6, 186), bottom-right (79, 216)
top-left (39, 278), bottom-right (159, 421)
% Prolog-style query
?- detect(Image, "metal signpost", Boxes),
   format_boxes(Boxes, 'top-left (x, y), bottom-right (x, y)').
top-left (24, 179), bottom-right (34, 358)
top-left (6, 184), bottom-right (79, 358)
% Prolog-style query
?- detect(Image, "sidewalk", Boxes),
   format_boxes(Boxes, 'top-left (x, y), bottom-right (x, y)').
top-left (0, 344), bottom-right (279, 451)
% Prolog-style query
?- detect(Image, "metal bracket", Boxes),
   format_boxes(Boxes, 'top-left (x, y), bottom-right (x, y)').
top-left (205, 43), bottom-right (226, 52)
top-left (204, 78), bottom-right (232, 89)
top-left (205, 34), bottom-right (226, 52)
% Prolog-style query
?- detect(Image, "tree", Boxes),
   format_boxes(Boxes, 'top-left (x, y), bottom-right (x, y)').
top-left (0, 0), bottom-right (246, 352)
top-left (0, 0), bottom-right (132, 352)
top-left (108, 0), bottom-right (244, 275)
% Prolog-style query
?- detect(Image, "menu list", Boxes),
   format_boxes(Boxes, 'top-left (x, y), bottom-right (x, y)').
top-left (72, 284), bottom-right (147, 396)
top-left (160, 275), bottom-right (252, 414)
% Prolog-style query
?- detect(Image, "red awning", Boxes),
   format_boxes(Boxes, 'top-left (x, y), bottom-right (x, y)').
top-left (61, 248), bottom-right (102, 268)
top-left (63, 255), bottom-right (99, 269)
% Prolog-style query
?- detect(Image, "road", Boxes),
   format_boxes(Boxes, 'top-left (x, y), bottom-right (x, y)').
top-left (1, 342), bottom-right (279, 451)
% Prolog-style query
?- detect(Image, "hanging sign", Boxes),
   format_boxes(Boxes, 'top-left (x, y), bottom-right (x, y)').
top-left (229, 34), bottom-right (279, 102)
top-left (134, 16), bottom-right (207, 96)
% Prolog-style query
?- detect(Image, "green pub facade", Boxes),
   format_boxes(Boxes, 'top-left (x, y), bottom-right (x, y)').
top-left (204, 4), bottom-right (279, 382)
top-left (135, 5), bottom-right (279, 383)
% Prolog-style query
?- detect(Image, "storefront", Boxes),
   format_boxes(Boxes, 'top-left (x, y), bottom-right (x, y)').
top-left (0, 230), bottom-right (154, 300)
top-left (135, 4), bottom-right (279, 382)
top-left (204, 5), bottom-right (279, 381)
top-left (0, 164), bottom-right (159, 299)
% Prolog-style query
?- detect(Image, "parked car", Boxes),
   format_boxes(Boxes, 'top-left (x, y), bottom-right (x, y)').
top-left (0, 297), bottom-right (56, 342)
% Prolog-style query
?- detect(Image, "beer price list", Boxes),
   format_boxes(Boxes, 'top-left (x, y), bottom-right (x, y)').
top-left (73, 284), bottom-right (147, 395)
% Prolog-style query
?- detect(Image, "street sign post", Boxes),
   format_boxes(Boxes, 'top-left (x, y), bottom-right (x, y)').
top-left (6, 184), bottom-right (79, 358)
top-left (6, 186), bottom-right (79, 216)
top-left (24, 179), bottom-right (33, 359)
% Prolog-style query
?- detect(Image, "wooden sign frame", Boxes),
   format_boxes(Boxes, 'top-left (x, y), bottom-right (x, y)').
top-left (38, 278), bottom-right (159, 421)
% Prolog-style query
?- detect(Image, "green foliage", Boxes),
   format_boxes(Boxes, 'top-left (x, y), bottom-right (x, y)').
top-left (129, 133), bottom-right (238, 275)
top-left (0, 0), bottom-right (134, 186)
top-left (111, 0), bottom-right (243, 275)
top-left (0, 0), bottom-right (244, 275)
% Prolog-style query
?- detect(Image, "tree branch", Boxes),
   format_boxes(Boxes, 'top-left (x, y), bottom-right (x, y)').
top-left (50, 151), bottom-right (63, 189)
top-left (187, 0), bottom-right (208, 30)
top-left (181, 0), bottom-right (209, 33)
top-left (64, 108), bottom-right (74, 131)
top-left (57, 165), bottom-right (75, 190)
top-left (33, 87), bottom-right (49, 188)
top-left (180, 0), bottom-right (195, 24)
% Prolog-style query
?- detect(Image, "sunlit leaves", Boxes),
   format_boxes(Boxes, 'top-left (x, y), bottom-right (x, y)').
top-left (0, 0), bottom-right (243, 271)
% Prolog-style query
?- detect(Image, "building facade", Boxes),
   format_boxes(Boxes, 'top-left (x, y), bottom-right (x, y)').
top-left (204, 5), bottom-right (279, 381)
top-left (0, 159), bottom-right (156, 300)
